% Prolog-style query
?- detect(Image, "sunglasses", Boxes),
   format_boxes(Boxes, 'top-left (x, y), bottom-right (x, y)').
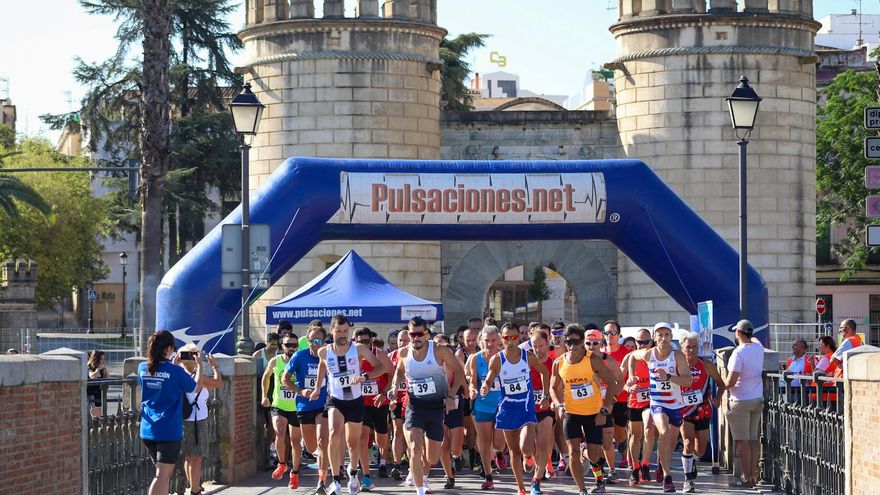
top-left (586, 341), bottom-right (602, 346)
top-left (310, 338), bottom-right (324, 345)
top-left (409, 331), bottom-right (426, 338)
top-left (501, 335), bottom-right (520, 342)
top-left (358, 339), bottom-right (372, 344)
top-left (603, 331), bottom-right (620, 336)
top-left (564, 339), bottom-right (582, 346)
top-left (636, 339), bottom-right (651, 346)
top-left (551, 328), bottom-right (565, 334)
top-left (283, 343), bottom-right (298, 349)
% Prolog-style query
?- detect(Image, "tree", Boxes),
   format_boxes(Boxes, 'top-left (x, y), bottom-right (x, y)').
top-left (0, 139), bottom-right (51, 220)
top-left (816, 69), bottom-right (880, 278)
top-left (0, 138), bottom-right (109, 307)
top-left (0, 124), bottom-right (14, 149)
top-left (440, 33), bottom-right (489, 111)
top-left (528, 266), bottom-right (552, 322)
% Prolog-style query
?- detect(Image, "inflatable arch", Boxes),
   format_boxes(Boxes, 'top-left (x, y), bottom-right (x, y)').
top-left (157, 158), bottom-right (768, 354)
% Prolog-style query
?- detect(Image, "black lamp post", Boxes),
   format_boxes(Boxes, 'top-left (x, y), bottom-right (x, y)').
top-left (120, 252), bottom-right (128, 337)
top-left (726, 76), bottom-right (762, 319)
top-left (229, 83), bottom-right (264, 355)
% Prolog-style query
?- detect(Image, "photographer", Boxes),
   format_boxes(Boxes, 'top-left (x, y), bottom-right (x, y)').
top-left (177, 344), bottom-right (222, 495)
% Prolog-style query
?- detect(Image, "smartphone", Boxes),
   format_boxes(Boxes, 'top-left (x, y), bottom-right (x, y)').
top-left (178, 351), bottom-right (195, 361)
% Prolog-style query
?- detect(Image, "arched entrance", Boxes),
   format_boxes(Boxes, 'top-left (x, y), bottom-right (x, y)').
top-left (442, 240), bottom-right (616, 328)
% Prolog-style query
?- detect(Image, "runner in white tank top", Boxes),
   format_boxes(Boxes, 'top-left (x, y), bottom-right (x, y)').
top-left (626, 323), bottom-right (692, 493)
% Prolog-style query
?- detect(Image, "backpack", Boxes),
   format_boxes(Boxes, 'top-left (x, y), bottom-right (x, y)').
top-left (183, 386), bottom-right (201, 420)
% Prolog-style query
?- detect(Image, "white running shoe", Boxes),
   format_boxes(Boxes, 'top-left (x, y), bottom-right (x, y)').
top-left (326, 481), bottom-right (342, 495)
top-left (424, 476), bottom-right (432, 494)
top-left (347, 475), bottom-right (361, 494)
top-left (405, 471), bottom-right (414, 486)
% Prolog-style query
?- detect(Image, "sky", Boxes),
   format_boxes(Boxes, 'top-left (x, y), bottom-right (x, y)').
top-left (0, 0), bottom-right (877, 141)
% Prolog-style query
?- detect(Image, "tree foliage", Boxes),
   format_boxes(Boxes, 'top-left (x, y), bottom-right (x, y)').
top-left (816, 69), bottom-right (880, 278)
top-left (528, 266), bottom-right (552, 302)
top-left (0, 124), bottom-right (14, 149)
top-left (440, 33), bottom-right (489, 111)
top-left (0, 138), bottom-right (109, 307)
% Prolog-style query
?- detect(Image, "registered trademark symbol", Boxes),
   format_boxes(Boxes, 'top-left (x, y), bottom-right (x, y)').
top-left (610, 213), bottom-right (620, 223)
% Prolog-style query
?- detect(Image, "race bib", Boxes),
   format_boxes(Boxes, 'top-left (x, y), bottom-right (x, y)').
top-left (362, 380), bottom-right (379, 396)
top-left (398, 381), bottom-right (407, 391)
top-left (503, 377), bottom-right (528, 395)
top-left (637, 388), bottom-right (651, 403)
top-left (489, 377), bottom-right (501, 392)
top-left (411, 377), bottom-right (437, 396)
top-left (571, 383), bottom-right (595, 400)
top-left (683, 390), bottom-right (703, 405)
top-left (333, 370), bottom-right (355, 387)
top-left (305, 374), bottom-right (319, 389)
top-left (533, 390), bottom-right (544, 403)
top-left (280, 386), bottom-right (296, 400)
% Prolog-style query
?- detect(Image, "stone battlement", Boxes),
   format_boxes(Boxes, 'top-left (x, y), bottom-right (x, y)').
top-left (1, 259), bottom-right (37, 285)
top-left (617, 0), bottom-right (812, 20)
top-left (246, 0), bottom-right (436, 27)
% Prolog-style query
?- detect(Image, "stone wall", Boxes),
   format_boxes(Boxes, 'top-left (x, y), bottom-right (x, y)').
top-left (0, 354), bottom-right (85, 495)
top-left (844, 348), bottom-right (880, 495)
top-left (238, 1), bottom-right (444, 334)
top-left (0, 259), bottom-right (38, 330)
top-left (610, 3), bottom-right (820, 325)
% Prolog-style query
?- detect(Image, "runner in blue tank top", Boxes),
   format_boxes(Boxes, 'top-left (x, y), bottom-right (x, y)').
top-left (466, 325), bottom-right (504, 489)
top-left (481, 322), bottom-right (550, 495)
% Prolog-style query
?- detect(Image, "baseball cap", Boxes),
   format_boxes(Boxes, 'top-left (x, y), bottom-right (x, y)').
top-left (730, 319), bottom-right (754, 334)
top-left (653, 322), bottom-right (672, 332)
top-left (585, 329), bottom-right (603, 341)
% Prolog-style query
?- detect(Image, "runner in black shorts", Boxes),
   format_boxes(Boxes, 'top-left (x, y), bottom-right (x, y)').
top-left (388, 329), bottom-right (410, 481)
top-left (355, 327), bottom-right (396, 488)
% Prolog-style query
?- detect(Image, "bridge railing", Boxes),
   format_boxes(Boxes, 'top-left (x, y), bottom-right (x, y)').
top-left (87, 377), bottom-right (221, 495)
top-left (760, 371), bottom-right (845, 495)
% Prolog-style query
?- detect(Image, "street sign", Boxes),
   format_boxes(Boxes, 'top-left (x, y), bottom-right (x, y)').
top-left (87, 289), bottom-right (97, 302)
top-left (866, 166), bottom-right (880, 189)
top-left (816, 298), bottom-right (826, 315)
top-left (221, 224), bottom-right (271, 289)
top-left (866, 107), bottom-right (880, 129)
top-left (868, 196), bottom-right (880, 218)
top-left (868, 225), bottom-right (880, 246)
top-left (866, 137), bottom-right (880, 159)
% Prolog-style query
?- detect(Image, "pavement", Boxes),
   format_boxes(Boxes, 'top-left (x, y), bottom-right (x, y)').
top-left (205, 456), bottom-right (773, 495)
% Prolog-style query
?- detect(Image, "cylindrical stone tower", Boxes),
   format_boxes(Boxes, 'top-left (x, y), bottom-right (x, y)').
top-left (610, 0), bottom-right (820, 326)
top-left (238, 0), bottom-right (445, 333)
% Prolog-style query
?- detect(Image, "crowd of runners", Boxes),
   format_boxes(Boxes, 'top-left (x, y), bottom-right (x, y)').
top-left (258, 314), bottom-right (729, 495)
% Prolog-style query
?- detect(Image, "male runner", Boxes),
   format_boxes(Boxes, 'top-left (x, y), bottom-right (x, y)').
top-left (528, 330), bottom-right (557, 490)
top-left (261, 334), bottom-right (304, 487)
top-left (355, 327), bottom-right (395, 490)
top-left (283, 325), bottom-right (331, 493)
top-left (482, 322), bottom-right (550, 495)
top-left (388, 329), bottom-right (411, 480)
top-left (309, 315), bottom-right (388, 495)
top-left (391, 317), bottom-right (466, 495)
top-left (627, 323), bottom-right (692, 493)
top-left (467, 325), bottom-right (505, 489)
top-left (548, 321), bottom-right (568, 474)
top-left (678, 331), bottom-right (725, 493)
top-left (584, 329), bottom-right (624, 484)
top-left (619, 328), bottom-right (656, 486)
top-left (602, 320), bottom-right (631, 471)
top-left (456, 324), bottom-right (480, 469)
top-left (550, 324), bottom-right (620, 494)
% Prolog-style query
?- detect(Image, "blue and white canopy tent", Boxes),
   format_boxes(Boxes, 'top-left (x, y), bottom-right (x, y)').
top-left (265, 249), bottom-right (443, 325)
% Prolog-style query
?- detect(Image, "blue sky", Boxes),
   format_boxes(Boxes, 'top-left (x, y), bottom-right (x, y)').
top-left (0, 0), bottom-right (874, 141)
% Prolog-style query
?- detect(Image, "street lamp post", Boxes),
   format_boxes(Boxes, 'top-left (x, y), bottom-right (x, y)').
top-left (120, 252), bottom-right (128, 338)
top-left (87, 283), bottom-right (94, 333)
top-left (229, 83), bottom-right (264, 355)
top-left (726, 76), bottom-right (762, 319)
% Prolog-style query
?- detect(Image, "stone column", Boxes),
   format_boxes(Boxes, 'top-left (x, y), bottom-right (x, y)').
top-left (382, 0), bottom-right (409, 18)
top-left (641, 0), bottom-right (670, 15)
top-left (290, 0), bottom-right (315, 19)
top-left (357, 0), bottom-right (379, 18)
top-left (708, 0), bottom-right (736, 12)
top-left (263, 0), bottom-right (289, 22)
top-left (743, 0), bottom-right (769, 12)
top-left (843, 346), bottom-right (880, 495)
top-left (671, 0), bottom-right (697, 13)
top-left (324, 0), bottom-right (345, 18)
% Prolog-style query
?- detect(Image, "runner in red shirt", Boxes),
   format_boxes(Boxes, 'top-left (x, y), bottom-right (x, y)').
top-left (621, 328), bottom-right (656, 486)
top-left (355, 328), bottom-right (395, 489)
top-left (528, 330), bottom-right (556, 492)
top-left (387, 329), bottom-right (411, 481)
top-left (603, 320), bottom-right (632, 470)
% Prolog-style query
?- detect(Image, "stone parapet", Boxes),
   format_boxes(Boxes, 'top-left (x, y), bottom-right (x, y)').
top-left (843, 347), bottom-right (880, 495)
top-left (616, 0), bottom-right (813, 20)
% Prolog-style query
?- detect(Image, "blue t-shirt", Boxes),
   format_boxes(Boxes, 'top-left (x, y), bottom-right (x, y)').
top-left (285, 348), bottom-right (327, 412)
top-left (138, 360), bottom-right (197, 441)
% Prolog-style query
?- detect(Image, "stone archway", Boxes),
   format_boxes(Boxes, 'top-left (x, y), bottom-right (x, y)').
top-left (442, 240), bottom-right (618, 328)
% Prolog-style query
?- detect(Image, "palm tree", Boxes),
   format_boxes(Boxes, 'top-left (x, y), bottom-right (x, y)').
top-left (0, 175), bottom-right (52, 219)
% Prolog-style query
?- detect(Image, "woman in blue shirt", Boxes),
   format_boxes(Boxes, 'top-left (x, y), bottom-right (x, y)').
top-left (138, 330), bottom-right (202, 495)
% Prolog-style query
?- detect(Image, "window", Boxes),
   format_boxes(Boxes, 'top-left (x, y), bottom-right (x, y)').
top-left (817, 225), bottom-right (834, 265)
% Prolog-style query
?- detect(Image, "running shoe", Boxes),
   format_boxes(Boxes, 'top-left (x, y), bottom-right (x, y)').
top-left (444, 477), bottom-right (455, 489)
top-left (640, 464), bottom-right (651, 484)
top-left (682, 480), bottom-right (694, 493)
top-left (544, 462), bottom-right (555, 480)
top-left (518, 489), bottom-right (527, 495)
top-left (589, 479), bottom-right (607, 493)
top-left (361, 475), bottom-right (374, 491)
top-left (496, 452), bottom-right (508, 470)
top-left (272, 463), bottom-right (288, 480)
top-left (378, 463), bottom-right (388, 478)
top-left (405, 471), bottom-right (413, 486)
top-left (606, 469), bottom-right (617, 483)
top-left (629, 468), bottom-right (639, 487)
top-left (303, 451), bottom-right (318, 462)
top-left (391, 465), bottom-right (401, 481)
top-left (312, 481), bottom-right (327, 495)
top-left (480, 479), bottom-right (494, 490)
top-left (289, 473), bottom-right (300, 489)
top-left (454, 456), bottom-right (464, 474)
top-left (655, 466), bottom-right (664, 483)
top-left (523, 455), bottom-right (535, 473)
top-left (347, 475), bottom-right (361, 494)
top-left (424, 476), bottom-right (433, 494)
top-left (557, 457), bottom-right (567, 474)
top-left (325, 481), bottom-right (342, 495)
top-left (663, 475), bottom-right (676, 493)
top-left (530, 479), bottom-right (543, 495)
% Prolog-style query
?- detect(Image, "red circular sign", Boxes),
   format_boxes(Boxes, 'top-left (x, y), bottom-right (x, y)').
top-left (816, 298), bottom-right (826, 315)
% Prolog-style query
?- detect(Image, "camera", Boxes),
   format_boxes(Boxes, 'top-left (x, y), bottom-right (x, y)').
top-left (178, 351), bottom-right (196, 361)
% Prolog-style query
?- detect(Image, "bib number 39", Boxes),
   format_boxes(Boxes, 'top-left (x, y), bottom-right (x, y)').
top-left (412, 378), bottom-right (437, 397)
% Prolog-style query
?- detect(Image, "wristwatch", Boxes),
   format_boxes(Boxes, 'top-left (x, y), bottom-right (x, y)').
top-left (362, 372), bottom-right (370, 380)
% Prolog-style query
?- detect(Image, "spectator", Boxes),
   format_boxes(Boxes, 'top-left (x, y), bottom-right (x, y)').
top-left (6, 348), bottom-right (19, 355)
top-left (87, 350), bottom-right (110, 417)
top-left (722, 319), bottom-right (764, 488)
top-left (831, 319), bottom-right (863, 367)
top-left (811, 336), bottom-right (840, 403)
top-left (784, 339), bottom-right (812, 388)
top-left (178, 344), bottom-right (222, 495)
top-left (138, 331), bottom-right (201, 495)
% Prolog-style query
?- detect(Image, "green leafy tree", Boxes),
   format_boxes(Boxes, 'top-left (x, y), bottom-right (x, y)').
top-left (440, 33), bottom-right (489, 111)
top-left (0, 124), bottom-right (14, 149)
top-left (816, 69), bottom-right (880, 278)
top-left (528, 266), bottom-right (552, 321)
top-left (0, 138), bottom-right (109, 307)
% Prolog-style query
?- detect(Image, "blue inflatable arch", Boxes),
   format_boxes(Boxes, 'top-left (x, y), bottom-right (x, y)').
top-left (157, 158), bottom-right (768, 354)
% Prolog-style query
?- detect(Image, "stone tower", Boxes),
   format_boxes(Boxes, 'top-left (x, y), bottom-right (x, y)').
top-left (610, 0), bottom-right (820, 325)
top-left (238, 0), bottom-right (445, 331)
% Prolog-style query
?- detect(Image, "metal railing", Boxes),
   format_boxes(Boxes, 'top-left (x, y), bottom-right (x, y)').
top-left (760, 371), bottom-right (845, 495)
top-left (768, 323), bottom-right (831, 356)
top-left (87, 377), bottom-right (221, 495)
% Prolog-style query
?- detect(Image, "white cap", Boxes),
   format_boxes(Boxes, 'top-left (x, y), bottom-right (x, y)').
top-left (653, 322), bottom-right (673, 332)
